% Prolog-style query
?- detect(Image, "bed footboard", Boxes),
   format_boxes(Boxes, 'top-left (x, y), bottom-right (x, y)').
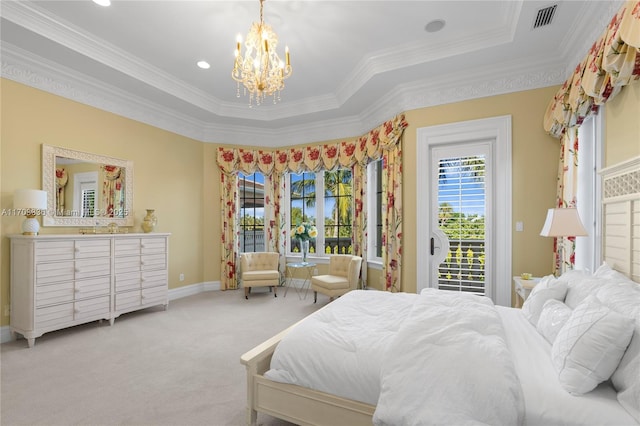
top-left (240, 317), bottom-right (375, 426)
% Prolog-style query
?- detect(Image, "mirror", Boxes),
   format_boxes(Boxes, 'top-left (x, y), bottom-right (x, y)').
top-left (42, 144), bottom-right (134, 227)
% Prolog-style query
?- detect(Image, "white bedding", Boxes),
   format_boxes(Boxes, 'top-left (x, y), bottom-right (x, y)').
top-left (265, 289), bottom-right (638, 425)
top-left (373, 289), bottom-right (524, 425)
top-left (265, 290), bottom-right (417, 404)
top-left (497, 306), bottom-right (638, 426)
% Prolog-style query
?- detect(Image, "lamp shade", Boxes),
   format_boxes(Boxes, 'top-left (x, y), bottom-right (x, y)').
top-left (14, 189), bottom-right (47, 210)
top-left (540, 208), bottom-right (588, 237)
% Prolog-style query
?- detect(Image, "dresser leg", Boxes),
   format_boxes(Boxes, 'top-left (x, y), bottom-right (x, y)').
top-left (27, 338), bottom-right (35, 348)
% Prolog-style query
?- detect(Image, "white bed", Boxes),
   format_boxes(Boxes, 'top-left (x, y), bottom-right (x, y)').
top-left (240, 157), bottom-right (640, 425)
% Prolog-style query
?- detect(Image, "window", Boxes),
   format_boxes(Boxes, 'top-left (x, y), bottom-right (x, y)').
top-left (80, 187), bottom-right (96, 218)
top-left (239, 172), bottom-right (265, 253)
top-left (73, 171), bottom-right (98, 218)
top-left (575, 111), bottom-right (603, 272)
top-left (436, 154), bottom-right (487, 294)
top-left (287, 169), bottom-right (353, 257)
top-left (367, 159), bottom-right (383, 262)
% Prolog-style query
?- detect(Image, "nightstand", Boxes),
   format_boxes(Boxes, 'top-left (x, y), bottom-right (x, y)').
top-left (513, 276), bottom-right (540, 308)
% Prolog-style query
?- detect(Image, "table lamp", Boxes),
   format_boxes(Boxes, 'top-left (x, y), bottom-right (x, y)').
top-left (14, 189), bottom-right (48, 235)
top-left (540, 207), bottom-right (588, 276)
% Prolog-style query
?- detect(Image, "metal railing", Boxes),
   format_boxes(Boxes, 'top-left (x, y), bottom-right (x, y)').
top-left (438, 239), bottom-right (486, 294)
top-left (291, 237), bottom-right (353, 255)
top-left (240, 231), bottom-right (265, 252)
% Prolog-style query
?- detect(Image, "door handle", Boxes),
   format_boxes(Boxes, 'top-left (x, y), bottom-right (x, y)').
top-left (430, 237), bottom-right (435, 255)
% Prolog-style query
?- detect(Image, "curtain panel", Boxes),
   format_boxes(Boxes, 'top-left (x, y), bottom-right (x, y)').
top-left (543, 0), bottom-right (639, 271)
top-left (544, 1), bottom-right (640, 138)
top-left (101, 165), bottom-right (123, 218)
top-left (215, 114), bottom-right (408, 291)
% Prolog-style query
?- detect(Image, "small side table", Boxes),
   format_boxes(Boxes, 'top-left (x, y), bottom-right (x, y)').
top-left (513, 276), bottom-right (540, 308)
top-left (285, 262), bottom-right (316, 300)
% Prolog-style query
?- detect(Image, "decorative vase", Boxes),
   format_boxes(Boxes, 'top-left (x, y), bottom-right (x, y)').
top-left (301, 240), bottom-right (309, 263)
top-left (141, 209), bottom-right (157, 233)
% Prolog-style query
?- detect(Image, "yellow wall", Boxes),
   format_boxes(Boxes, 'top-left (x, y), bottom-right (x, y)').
top-left (2, 78), bottom-right (639, 326)
top-left (1, 79), bottom-right (205, 326)
top-left (200, 87), bottom-right (563, 296)
top-left (402, 87), bottom-right (562, 294)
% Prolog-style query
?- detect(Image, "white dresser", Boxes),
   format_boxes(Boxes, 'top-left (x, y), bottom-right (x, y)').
top-left (10, 233), bottom-right (170, 347)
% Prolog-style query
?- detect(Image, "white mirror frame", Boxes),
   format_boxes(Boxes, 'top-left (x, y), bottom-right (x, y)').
top-left (42, 144), bottom-right (134, 227)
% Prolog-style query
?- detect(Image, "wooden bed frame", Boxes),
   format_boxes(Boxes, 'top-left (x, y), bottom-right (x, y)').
top-left (240, 310), bottom-right (375, 426)
top-left (241, 156), bottom-right (640, 426)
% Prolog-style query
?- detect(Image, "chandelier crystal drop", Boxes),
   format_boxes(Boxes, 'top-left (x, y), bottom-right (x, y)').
top-left (232, 0), bottom-right (292, 107)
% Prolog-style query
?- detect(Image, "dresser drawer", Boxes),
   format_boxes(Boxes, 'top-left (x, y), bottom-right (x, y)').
top-left (115, 271), bottom-right (141, 292)
top-left (141, 253), bottom-right (166, 271)
top-left (75, 257), bottom-right (111, 280)
top-left (35, 303), bottom-right (74, 330)
top-left (36, 261), bottom-right (74, 285)
top-left (141, 269), bottom-right (167, 289)
top-left (74, 296), bottom-right (110, 321)
top-left (35, 241), bottom-right (75, 262)
top-left (76, 276), bottom-right (111, 300)
top-left (141, 286), bottom-right (166, 306)
top-left (115, 256), bottom-right (141, 274)
top-left (115, 239), bottom-right (141, 257)
top-left (115, 291), bottom-right (141, 311)
top-left (36, 281), bottom-right (74, 307)
top-left (75, 239), bottom-right (111, 259)
top-left (141, 237), bottom-right (166, 255)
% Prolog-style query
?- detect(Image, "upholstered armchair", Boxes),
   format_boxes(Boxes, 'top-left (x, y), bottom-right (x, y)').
top-left (311, 255), bottom-right (363, 303)
top-left (240, 252), bottom-right (280, 300)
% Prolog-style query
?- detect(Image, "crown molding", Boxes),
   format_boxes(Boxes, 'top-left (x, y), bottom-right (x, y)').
top-left (3, 40), bottom-right (569, 147)
top-left (560, 0), bottom-right (624, 79)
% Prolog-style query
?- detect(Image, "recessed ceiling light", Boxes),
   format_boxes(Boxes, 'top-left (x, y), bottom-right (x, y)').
top-left (197, 61), bottom-right (211, 70)
top-left (92, 0), bottom-right (111, 7)
top-left (425, 19), bottom-right (446, 33)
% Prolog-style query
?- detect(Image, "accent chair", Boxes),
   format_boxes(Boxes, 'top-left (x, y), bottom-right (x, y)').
top-left (240, 252), bottom-right (280, 300)
top-left (311, 255), bottom-right (362, 303)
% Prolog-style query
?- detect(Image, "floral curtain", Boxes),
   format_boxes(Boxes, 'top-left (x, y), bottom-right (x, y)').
top-left (55, 167), bottom-right (68, 213)
top-left (101, 165), bottom-right (123, 217)
top-left (544, 1), bottom-right (640, 138)
top-left (214, 114), bottom-right (408, 291)
top-left (554, 127), bottom-right (580, 275)
top-left (217, 148), bottom-right (240, 290)
top-left (543, 0), bottom-right (639, 271)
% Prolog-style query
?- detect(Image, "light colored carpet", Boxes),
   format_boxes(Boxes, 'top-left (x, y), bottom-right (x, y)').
top-left (1, 287), bottom-right (326, 426)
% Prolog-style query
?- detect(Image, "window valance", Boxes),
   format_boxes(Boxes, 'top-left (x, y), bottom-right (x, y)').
top-left (543, 0), bottom-right (639, 138)
top-left (216, 113), bottom-right (408, 174)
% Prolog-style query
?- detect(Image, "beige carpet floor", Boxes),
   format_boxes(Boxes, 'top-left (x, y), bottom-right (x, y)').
top-left (1, 287), bottom-right (326, 426)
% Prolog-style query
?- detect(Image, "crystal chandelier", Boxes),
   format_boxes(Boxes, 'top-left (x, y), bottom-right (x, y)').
top-left (232, 0), bottom-right (292, 106)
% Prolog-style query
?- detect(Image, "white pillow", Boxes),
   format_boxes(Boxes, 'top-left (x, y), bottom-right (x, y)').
top-left (594, 281), bottom-right (640, 423)
top-left (551, 295), bottom-right (635, 395)
top-left (594, 261), bottom-right (635, 284)
top-left (522, 275), bottom-right (568, 326)
top-left (563, 276), bottom-right (609, 309)
top-left (536, 299), bottom-right (572, 343)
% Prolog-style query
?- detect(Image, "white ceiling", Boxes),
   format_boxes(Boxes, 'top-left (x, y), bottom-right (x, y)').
top-left (0, 0), bottom-right (621, 147)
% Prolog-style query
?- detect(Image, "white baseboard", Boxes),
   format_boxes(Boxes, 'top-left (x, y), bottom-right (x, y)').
top-left (0, 326), bottom-right (13, 345)
top-left (0, 281), bottom-right (221, 345)
top-left (168, 281), bottom-right (220, 300)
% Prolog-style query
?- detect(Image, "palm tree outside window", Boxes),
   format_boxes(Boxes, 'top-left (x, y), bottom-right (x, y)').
top-left (288, 169), bottom-right (353, 257)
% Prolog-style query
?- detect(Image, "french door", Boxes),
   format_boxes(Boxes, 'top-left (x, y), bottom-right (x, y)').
top-left (416, 116), bottom-right (512, 305)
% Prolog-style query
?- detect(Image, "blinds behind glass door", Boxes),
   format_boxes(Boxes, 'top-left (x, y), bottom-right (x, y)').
top-left (437, 156), bottom-right (486, 294)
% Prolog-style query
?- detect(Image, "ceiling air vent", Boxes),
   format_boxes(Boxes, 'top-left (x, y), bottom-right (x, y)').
top-left (533, 4), bottom-right (557, 29)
